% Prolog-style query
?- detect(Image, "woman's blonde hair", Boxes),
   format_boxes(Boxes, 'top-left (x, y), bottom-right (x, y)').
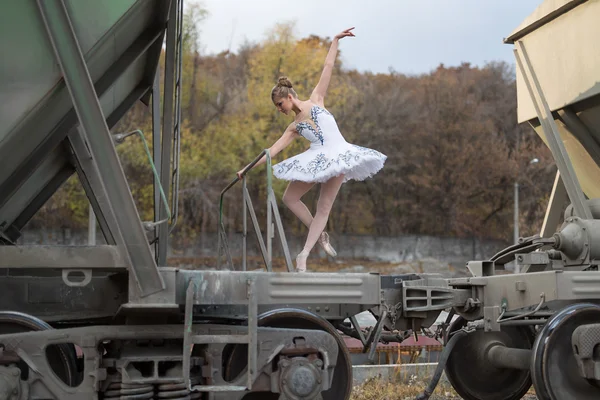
top-left (271, 76), bottom-right (298, 101)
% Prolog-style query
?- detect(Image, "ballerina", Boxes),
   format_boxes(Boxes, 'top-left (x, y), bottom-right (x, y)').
top-left (237, 27), bottom-right (387, 272)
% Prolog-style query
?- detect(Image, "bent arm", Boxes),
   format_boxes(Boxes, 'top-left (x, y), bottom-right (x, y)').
top-left (310, 38), bottom-right (339, 106)
top-left (240, 124), bottom-right (298, 175)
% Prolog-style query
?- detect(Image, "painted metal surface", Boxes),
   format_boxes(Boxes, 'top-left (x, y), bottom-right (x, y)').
top-left (37, 0), bottom-right (164, 297)
top-left (505, 0), bottom-right (600, 199)
top-left (507, 0), bottom-right (599, 121)
top-left (62, 0), bottom-right (138, 56)
top-left (514, 41), bottom-right (592, 219)
top-left (505, 0), bottom-right (586, 44)
top-left (0, 144), bottom-right (73, 239)
top-left (0, 245), bottom-right (128, 269)
top-left (0, 0), bottom-right (159, 192)
top-left (0, 0), bottom-right (166, 241)
top-left (177, 270), bottom-right (381, 306)
top-left (157, 0), bottom-right (178, 267)
top-left (0, 273), bottom-right (126, 321)
top-left (539, 171), bottom-right (567, 238)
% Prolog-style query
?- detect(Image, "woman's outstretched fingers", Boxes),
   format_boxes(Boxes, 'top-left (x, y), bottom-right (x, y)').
top-left (335, 27), bottom-right (356, 40)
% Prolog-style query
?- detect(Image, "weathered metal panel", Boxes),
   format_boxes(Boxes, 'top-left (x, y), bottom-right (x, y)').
top-left (505, 0), bottom-right (584, 43)
top-left (0, 145), bottom-right (68, 230)
top-left (177, 270), bottom-right (381, 306)
top-left (0, 0), bottom-right (164, 229)
top-left (0, 245), bottom-right (128, 269)
top-left (530, 113), bottom-right (600, 199)
top-left (509, 1), bottom-right (599, 122)
top-left (0, 273), bottom-right (127, 321)
top-left (0, 0), bottom-right (63, 141)
top-left (192, 303), bottom-right (371, 321)
top-left (450, 271), bottom-right (560, 311)
top-left (37, 0), bottom-right (164, 297)
top-left (506, 0), bottom-right (600, 200)
top-left (63, 0), bottom-right (138, 56)
top-left (123, 267), bottom-right (178, 307)
top-left (557, 271), bottom-right (600, 299)
top-left (98, 58), bottom-right (148, 126)
top-left (0, 0), bottom-right (149, 146)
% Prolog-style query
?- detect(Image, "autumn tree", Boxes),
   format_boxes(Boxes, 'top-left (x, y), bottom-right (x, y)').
top-left (28, 17), bottom-right (555, 245)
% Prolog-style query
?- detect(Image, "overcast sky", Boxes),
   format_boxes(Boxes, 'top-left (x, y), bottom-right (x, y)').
top-left (192, 0), bottom-right (543, 75)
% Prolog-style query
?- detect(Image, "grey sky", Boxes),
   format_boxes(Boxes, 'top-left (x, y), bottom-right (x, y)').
top-left (193, 0), bottom-right (543, 75)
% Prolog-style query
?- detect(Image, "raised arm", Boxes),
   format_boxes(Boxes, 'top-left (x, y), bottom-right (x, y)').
top-left (237, 123), bottom-right (298, 179)
top-left (310, 27), bottom-right (355, 106)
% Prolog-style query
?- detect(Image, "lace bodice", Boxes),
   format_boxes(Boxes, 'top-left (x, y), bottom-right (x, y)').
top-left (295, 105), bottom-right (344, 146)
top-left (274, 104), bottom-right (387, 184)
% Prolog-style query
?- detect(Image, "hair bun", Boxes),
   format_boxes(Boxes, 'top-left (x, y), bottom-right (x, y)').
top-left (277, 76), bottom-right (293, 88)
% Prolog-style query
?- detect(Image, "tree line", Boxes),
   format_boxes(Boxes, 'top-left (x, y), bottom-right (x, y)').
top-left (29, 8), bottom-right (557, 245)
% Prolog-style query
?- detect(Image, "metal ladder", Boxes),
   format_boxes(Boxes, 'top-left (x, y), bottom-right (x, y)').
top-left (217, 149), bottom-right (294, 272)
top-left (182, 278), bottom-right (258, 392)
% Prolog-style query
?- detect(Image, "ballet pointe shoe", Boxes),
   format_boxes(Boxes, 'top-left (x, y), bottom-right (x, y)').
top-left (295, 250), bottom-right (309, 272)
top-left (319, 232), bottom-right (337, 257)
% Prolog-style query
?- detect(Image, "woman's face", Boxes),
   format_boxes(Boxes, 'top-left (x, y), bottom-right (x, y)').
top-left (274, 95), bottom-right (293, 115)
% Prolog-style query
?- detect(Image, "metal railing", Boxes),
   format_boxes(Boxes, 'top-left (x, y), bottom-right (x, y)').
top-left (113, 129), bottom-right (171, 232)
top-left (217, 149), bottom-right (294, 272)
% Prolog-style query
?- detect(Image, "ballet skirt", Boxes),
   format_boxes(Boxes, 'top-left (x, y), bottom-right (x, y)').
top-left (273, 105), bottom-right (387, 183)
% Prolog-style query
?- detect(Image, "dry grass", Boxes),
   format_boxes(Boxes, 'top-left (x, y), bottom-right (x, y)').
top-left (351, 377), bottom-right (460, 400)
top-left (350, 378), bottom-right (539, 400)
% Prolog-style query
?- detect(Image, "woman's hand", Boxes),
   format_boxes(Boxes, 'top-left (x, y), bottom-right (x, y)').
top-left (236, 168), bottom-right (246, 180)
top-left (334, 27), bottom-right (355, 40)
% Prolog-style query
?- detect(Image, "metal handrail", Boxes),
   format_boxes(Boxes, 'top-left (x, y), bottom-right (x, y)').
top-left (113, 129), bottom-right (171, 230)
top-left (218, 150), bottom-right (268, 224)
top-left (217, 150), bottom-right (294, 272)
top-left (217, 150), bottom-right (270, 270)
top-left (218, 149), bottom-right (272, 223)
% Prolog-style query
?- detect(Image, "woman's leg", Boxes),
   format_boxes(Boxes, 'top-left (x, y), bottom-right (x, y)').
top-left (282, 180), bottom-right (337, 259)
top-left (282, 180), bottom-right (315, 228)
top-left (296, 174), bottom-right (345, 271)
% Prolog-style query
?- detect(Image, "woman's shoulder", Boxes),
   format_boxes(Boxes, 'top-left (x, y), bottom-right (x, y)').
top-left (297, 102), bottom-right (324, 118)
top-left (293, 102), bottom-right (314, 121)
top-left (307, 100), bottom-right (325, 109)
top-left (295, 103), bottom-right (332, 127)
top-left (302, 100), bottom-right (322, 112)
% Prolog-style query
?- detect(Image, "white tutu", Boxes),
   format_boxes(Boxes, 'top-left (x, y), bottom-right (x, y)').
top-left (273, 105), bottom-right (387, 183)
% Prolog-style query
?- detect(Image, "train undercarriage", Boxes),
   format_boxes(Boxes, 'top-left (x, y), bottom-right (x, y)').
top-left (1, 1), bottom-right (600, 399)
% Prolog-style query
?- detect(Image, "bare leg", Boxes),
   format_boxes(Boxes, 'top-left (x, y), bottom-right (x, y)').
top-left (282, 180), bottom-right (315, 228)
top-left (296, 174), bottom-right (345, 271)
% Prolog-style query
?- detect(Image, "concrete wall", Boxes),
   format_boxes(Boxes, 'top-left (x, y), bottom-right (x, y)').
top-left (169, 231), bottom-right (507, 267)
top-left (18, 228), bottom-right (508, 269)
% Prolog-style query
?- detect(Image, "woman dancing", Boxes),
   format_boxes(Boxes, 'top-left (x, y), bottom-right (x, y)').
top-left (237, 27), bottom-right (386, 272)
